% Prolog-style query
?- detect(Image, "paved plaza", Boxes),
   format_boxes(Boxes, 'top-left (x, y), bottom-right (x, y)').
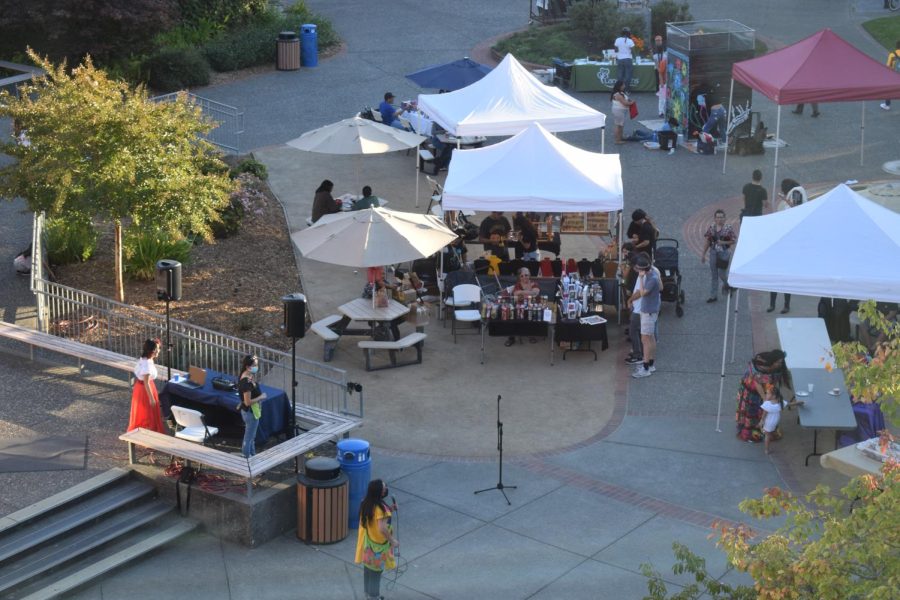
top-left (1, 0), bottom-right (898, 598)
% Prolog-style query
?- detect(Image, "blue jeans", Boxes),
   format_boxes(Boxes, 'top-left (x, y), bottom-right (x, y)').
top-left (388, 119), bottom-right (408, 131)
top-left (241, 410), bottom-right (259, 457)
top-left (617, 59), bottom-right (634, 91)
top-left (703, 105), bottom-right (727, 143)
top-left (709, 252), bottom-right (728, 297)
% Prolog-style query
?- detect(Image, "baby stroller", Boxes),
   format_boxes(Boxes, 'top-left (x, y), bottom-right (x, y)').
top-left (653, 238), bottom-right (685, 317)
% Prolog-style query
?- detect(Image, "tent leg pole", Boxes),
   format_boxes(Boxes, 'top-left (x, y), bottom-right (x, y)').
top-left (715, 291), bottom-right (732, 432)
top-left (772, 106), bottom-right (782, 198)
top-left (617, 210), bottom-right (623, 324)
top-left (722, 79), bottom-right (734, 174)
top-left (730, 288), bottom-right (740, 363)
top-left (860, 103), bottom-right (865, 167)
top-left (415, 148), bottom-right (420, 208)
top-left (601, 126), bottom-right (606, 154)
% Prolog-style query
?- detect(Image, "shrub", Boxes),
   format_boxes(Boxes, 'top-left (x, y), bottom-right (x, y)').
top-left (44, 217), bottom-right (98, 265)
top-left (203, 18), bottom-right (283, 71)
top-left (569, 0), bottom-right (645, 48)
top-left (144, 46), bottom-right (211, 93)
top-left (124, 229), bottom-right (193, 280)
top-left (230, 158), bottom-right (268, 180)
top-left (210, 196), bottom-right (245, 239)
top-left (176, 0), bottom-right (270, 28)
top-left (210, 173), bottom-right (267, 238)
top-left (651, 0), bottom-right (692, 40)
top-left (283, 2), bottom-right (340, 50)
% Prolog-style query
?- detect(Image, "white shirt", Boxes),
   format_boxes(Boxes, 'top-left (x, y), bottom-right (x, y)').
top-left (631, 279), bottom-right (642, 313)
top-left (614, 36), bottom-right (635, 60)
top-left (761, 400), bottom-right (782, 433)
top-left (134, 357), bottom-right (158, 381)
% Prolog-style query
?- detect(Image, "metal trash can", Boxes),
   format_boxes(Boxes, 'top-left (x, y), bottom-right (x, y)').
top-left (336, 438), bottom-right (370, 529)
top-left (276, 31), bottom-right (300, 71)
top-left (300, 23), bottom-right (318, 67)
top-left (297, 457), bottom-right (348, 544)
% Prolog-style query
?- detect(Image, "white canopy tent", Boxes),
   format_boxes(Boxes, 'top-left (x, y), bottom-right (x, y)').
top-left (416, 54), bottom-right (606, 138)
top-left (714, 184), bottom-right (900, 429)
top-left (442, 122), bottom-right (623, 212)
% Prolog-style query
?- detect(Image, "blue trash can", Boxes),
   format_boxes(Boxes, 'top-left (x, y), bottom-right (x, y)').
top-left (337, 438), bottom-right (370, 528)
top-left (300, 23), bottom-right (318, 67)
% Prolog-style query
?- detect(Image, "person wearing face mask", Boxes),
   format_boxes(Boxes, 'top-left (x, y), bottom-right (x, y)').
top-left (128, 338), bottom-right (166, 433)
top-left (237, 354), bottom-right (268, 458)
top-left (355, 479), bottom-right (398, 600)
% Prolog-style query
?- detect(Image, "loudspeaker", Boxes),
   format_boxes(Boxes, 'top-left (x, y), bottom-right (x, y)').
top-left (156, 260), bottom-right (182, 301)
top-left (283, 293), bottom-right (307, 338)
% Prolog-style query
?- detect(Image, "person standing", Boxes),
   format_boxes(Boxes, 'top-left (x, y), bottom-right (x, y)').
top-left (701, 209), bottom-right (736, 303)
top-left (652, 35), bottom-right (667, 118)
top-left (792, 103), bottom-right (820, 117)
top-left (355, 479), bottom-right (398, 600)
top-left (609, 80), bottom-right (633, 145)
top-left (237, 354), bottom-right (267, 458)
top-left (613, 27), bottom-right (635, 92)
top-left (630, 255), bottom-right (661, 378)
top-left (880, 41), bottom-right (900, 110)
top-left (626, 209), bottom-right (657, 260)
top-left (128, 339), bottom-right (166, 433)
top-left (312, 179), bottom-right (341, 223)
top-left (735, 350), bottom-right (787, 443)
top-left (741, 169), bottom-right (768, 219)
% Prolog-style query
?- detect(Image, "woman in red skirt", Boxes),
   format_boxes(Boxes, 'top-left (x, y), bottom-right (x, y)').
top-left (128, 338), bottom-right (165, 433)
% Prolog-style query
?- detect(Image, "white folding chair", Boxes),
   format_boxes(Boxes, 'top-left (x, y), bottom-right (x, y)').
top-left (451, 284), bottom-right (484, 363)
top-left (171, 406), bottom-right (219, 444)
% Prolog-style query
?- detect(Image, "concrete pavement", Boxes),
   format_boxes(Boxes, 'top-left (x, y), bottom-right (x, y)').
top-left (2, 0), bottom-right (898, 598)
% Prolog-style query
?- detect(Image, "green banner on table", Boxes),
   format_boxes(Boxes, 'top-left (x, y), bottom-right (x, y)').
top-left (570, 63), bottom-right (657, 93)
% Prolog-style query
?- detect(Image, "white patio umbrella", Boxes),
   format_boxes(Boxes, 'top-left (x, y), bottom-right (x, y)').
top-left (286, 115), bottom-right (427, 205)
top-left (290, 206), bottom-right (457, 268)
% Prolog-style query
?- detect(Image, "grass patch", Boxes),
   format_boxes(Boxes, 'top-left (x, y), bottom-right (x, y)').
top-left (862, 15), bottom-right (900, 51)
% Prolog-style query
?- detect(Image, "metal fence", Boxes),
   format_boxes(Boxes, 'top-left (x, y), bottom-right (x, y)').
top-left (151, 92), bottom-right (244, 155)
top-left (29, 216), bottom-right (360, 417)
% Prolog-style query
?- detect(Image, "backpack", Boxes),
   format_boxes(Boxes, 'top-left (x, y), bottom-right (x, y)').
top-left (893, 51), bottom-right (900, 73)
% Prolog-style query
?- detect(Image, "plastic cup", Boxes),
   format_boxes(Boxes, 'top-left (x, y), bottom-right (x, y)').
top-left (807, 383), bottom-right (814, 393)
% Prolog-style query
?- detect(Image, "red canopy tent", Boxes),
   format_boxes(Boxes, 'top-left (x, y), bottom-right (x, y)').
top-left (722, 29), bottom-right (900, 188)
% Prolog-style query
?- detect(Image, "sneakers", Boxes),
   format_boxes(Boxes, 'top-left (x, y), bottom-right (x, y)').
top-left (667, 148), bottom-right (675, 155)
top-left (881, 103), bottom-right (891, 111)
top-left (625, 355), bottom-right (643, 364)
top-left (706, 297), bottom-right (717, 303)
top-left (632, 366), bottom-right (652, 378)
top-left (648, 365), bottom-right (657, 373)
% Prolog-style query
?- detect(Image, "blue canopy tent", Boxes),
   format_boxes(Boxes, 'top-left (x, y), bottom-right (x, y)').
top-left (405, 57), bottom-right (492, 91)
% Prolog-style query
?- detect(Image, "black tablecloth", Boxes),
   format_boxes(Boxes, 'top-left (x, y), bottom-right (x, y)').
top-left (487, 319), bottom-right (550, 338)
top-left (555, 315), bottom-right (609, 350)
top-left (160, 369), bottom-right (290, 444)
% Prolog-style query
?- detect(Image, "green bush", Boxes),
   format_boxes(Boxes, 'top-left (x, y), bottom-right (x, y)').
top-left (203, 18), bottom-right (283, 71)
top-left (284, 2), bottom-right (340, 50)
top-left (230, 158), bottom-right (268, 180)
top-left (124, 229), bottom-right (193, 280)
top-left (44, 217), bottom-right (98, 265)
top-left (145, 46), bottom-right (211, 93)
top-left (153, 19), bottom-right (226, 49)
top-left (651, 0), bottom-right (692, 40)
top-left (177, 0), bottom-right (270, 28)
top-left (210, 196), bottom-right (245, 239)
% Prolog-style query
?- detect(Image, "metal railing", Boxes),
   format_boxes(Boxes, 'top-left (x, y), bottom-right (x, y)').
top-left (151, 92), bottom-right (244, 154)
top-left (29, 216), bottom-right (360, 417)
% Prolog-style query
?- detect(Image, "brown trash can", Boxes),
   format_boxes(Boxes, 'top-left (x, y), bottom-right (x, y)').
top-left (297, 457), bottom-right (348, 544)
top-left (276, 31), bottom-right (300, 71)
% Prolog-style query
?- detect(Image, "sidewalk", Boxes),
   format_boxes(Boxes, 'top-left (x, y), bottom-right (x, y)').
top-left (2, 0), bottom-right (897, 598)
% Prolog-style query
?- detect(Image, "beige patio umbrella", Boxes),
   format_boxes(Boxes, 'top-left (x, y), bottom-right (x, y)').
top-left (290, 206), bottom-right (456, 268)
top-left (286, 115), bottom-right (427, 205)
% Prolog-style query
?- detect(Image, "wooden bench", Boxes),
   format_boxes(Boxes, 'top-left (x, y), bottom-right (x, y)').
top-left (120, 406), bottom-right (362, 496)
top-left (358, 332), bottom-right (426, 371)
top-left (310, 315), bottom-right (342, 362)
top-left (0, 321), bottom-right (186, 380)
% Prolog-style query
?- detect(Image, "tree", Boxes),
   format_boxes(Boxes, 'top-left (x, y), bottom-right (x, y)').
top-left (0, 49), bottom-right (234, 301)
top-left (644, 300), bottom-right (899, 599)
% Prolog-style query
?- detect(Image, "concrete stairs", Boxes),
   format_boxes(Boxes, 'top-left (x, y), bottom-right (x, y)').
top-left (0, 468), bottom-right (197, 600)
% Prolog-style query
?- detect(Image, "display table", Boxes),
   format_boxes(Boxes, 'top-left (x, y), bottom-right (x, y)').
top-left (791, 367), bottom-right (857, 466)
top-left (776, 317), bottom-right (835, 370)
top-left (554, 312), bottom-right (609, 360)
top-left (820, 441), bottom-right (884, 478)
top-left (160, 370), bottom-right (290, 444)
top-left (570, 61), bottom-right (657, 92)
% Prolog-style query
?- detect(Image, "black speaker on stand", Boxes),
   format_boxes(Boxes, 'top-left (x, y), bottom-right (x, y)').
top-left (283, 293), bottom-right (306, 441)
top-left (156, 260), bottom-right (182, 382)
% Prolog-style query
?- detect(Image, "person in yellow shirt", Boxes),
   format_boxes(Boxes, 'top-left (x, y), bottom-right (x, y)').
top-left (881, 40), bottom-right (900, 111)
top-left (355, 479), bottom-right (398, 600)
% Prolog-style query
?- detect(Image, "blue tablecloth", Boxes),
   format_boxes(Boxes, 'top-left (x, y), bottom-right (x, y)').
top-left (160, 370), bottom-right (290, 444)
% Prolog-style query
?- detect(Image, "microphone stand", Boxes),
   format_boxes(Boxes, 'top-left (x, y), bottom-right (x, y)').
top-left (474, 395), bottom-right (516, 505)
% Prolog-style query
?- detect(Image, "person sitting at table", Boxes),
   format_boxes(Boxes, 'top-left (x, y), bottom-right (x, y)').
top-left (312, 179), bottom-right (341, 223)
top-left (442, 233), bottom-right (468, 272)
top-left (378, 92), bottom-right (409, 130)
top-left (238, 354), bottom-right (268, 458)
top-left (503, 267), bottom-right (541, 347)
top-left (479, 211), bottom-right (512, 260)
top-left (353, 186), bottom-right (380, 210)
top-left (429, 133), bottom-right (453, 171)
top-left (513, 213), bottom-right (539, 261)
